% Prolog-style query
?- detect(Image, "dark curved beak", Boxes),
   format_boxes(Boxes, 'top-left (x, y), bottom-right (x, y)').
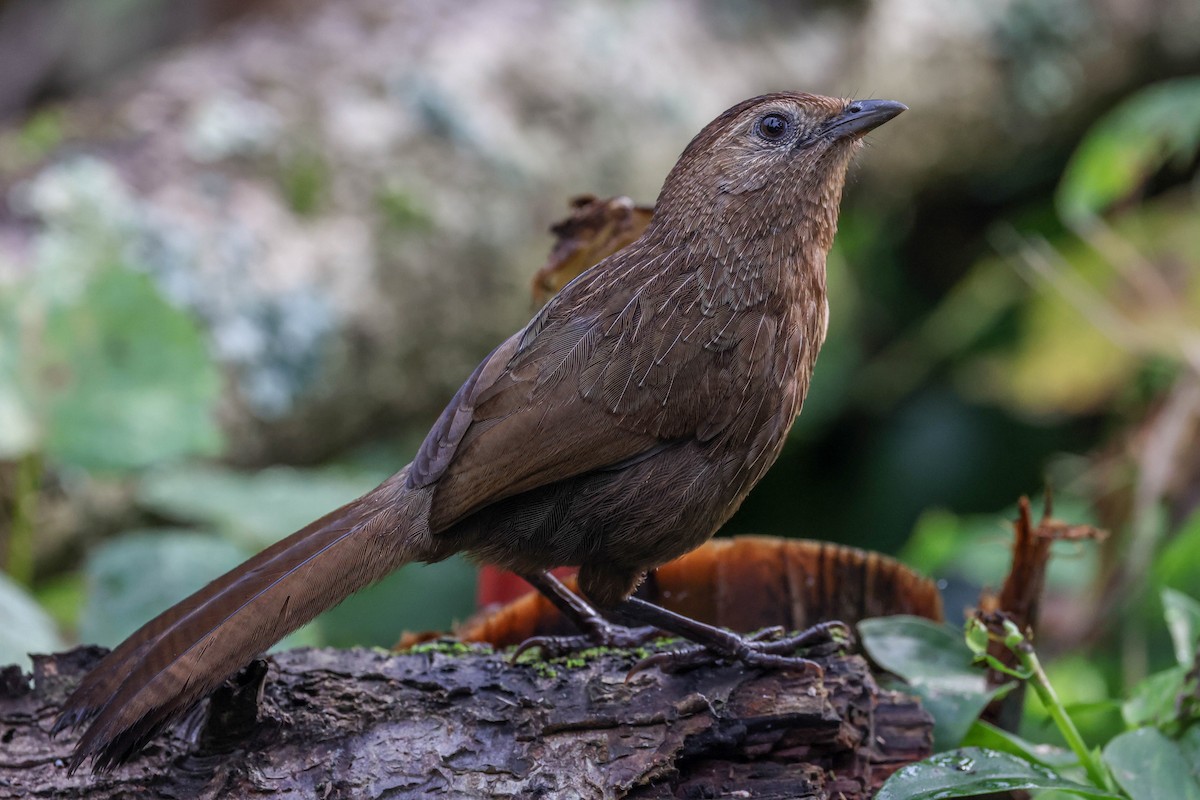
top-left (822, 99), bottom-right (907, 140)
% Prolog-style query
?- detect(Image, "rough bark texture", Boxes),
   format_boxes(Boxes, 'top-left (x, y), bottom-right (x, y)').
top-left (1, 643), bottom-right (931, 799)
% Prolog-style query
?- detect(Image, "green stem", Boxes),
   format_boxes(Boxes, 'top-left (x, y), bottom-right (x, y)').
top-left (1009, 630), bottom-right (1109, 790)
top-left (8, 451), bottom-right (40, 586)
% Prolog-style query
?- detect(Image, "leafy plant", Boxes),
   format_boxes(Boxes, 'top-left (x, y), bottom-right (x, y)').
top-left (867, 590), bottom-right (1200, 799)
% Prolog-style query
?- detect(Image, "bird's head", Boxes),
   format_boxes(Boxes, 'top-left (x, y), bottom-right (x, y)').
top-left (652, 92), bottom-right (905, 250)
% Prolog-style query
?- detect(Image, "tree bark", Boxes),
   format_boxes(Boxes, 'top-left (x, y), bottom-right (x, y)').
top-left (1, 643), bottom-right (931, 799)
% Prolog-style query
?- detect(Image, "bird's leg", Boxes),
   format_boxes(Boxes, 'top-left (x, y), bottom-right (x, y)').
top-left (609, 596), bottom-right (852, 677)
top-left (512, 571), bottom-right (658, 660)
top-left (516, 572), bottom-right (850, 674)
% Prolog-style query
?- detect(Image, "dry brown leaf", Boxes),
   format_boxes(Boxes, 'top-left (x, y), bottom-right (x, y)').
top-left (531, 194), bottom-right (654, 306)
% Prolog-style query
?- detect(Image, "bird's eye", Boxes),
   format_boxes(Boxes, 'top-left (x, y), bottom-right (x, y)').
top-left (756, 112), bottom-right (790, 141)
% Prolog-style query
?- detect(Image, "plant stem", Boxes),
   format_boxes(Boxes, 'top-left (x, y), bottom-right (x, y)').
top-left (1007, 627), bottom-right (1110, 790)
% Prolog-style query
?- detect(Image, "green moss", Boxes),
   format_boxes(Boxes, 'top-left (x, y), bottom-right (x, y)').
top-left (531, 662), bottom-right (559, 680)
top-left (509, 637), bottom-right (689, 671)
top-left (406, 639), bottom-right (479, 657)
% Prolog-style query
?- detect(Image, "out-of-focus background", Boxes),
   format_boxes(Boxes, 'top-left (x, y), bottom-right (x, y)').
top-left (1, 0), bottom-right (1198, 747)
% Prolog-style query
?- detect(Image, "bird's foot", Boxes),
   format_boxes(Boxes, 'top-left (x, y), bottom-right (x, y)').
top-left (628, 620), bottom-right (852, 678)
top-left (511, 621), bottom-right (659, 662)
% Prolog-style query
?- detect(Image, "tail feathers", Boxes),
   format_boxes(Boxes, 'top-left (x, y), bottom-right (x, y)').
top-left (52, 500), bottom-right (360, 734)
top-left (55, 475), bottom-right (425, 772)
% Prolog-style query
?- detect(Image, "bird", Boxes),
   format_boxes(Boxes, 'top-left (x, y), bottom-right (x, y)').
top-left (53, 91), bottom-right (905, 772)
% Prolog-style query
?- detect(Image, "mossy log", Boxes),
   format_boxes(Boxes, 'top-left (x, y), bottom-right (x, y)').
top-left (1, 641), bottom-right (931, 799)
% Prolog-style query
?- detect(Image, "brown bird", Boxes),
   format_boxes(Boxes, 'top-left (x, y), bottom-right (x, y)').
top-left (54, 91), bottom-right (905, 772)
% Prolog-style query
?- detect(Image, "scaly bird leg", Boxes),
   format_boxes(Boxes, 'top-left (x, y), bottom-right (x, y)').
top-left (513, 571), bottom-right (658, 660)
top-left (518, 571), bottom-right (850, 676)
top-left (610, 597), bottom-right (851, 677)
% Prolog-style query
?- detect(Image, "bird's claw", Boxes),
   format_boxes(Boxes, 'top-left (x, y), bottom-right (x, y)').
top-left (625, 620), bottom-right (852, 681)
top-left (511, 633), bottom-right (593, 662)
top-left (511, 623), bottom-right (658, 663)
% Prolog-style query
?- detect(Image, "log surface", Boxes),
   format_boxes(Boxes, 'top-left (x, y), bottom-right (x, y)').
top-left (0, 644), bottom-right (931, 799)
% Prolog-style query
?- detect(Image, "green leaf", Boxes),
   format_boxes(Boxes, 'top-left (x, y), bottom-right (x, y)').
top-left (79, 529), bottom-right (248, 646)
top-left (860, 616), bottom-right (983, 689)
top-left (961, 720), bottom-right (1078, 769)
top-left (911, 683), bottom-right (1009, 752)
top-left (1122, 667), bottom-right (1187, 729)
top-left (0, 572), bottom-right (65, 669)
top-left (1180, 726), bottom-right (1200, 784)
top-left (1103, 728), bottom-right (1200, 800)
top-left (1058, 78), bottom-right (1200, 222)
top-left (1156, 512), bottom-right (1200, 597)
top-left (860, 616), bottom-right (998, 749)
top-left (41, 266), bottom-right (222, 471)
top-left (1162, 588), bottom-right (1200, 668)
top-left (138, 463), bottom-right (389, 550)
top-left (876, 747), bottom-right (1120, 800)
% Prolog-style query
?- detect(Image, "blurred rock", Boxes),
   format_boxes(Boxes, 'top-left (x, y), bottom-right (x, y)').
top-left (0, 0), bottom-right (1196, 464)
top-left (0, 0), bottom-right (291, 121)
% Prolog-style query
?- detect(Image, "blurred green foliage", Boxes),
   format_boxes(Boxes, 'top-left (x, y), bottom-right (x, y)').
top-left (901, 498), bottom-right (1099, 600)
top-left (138, 464), bottom-right (393, 551)
top-left (279, 149), bottom-right (330, 217)
top-left (9, 109), bottom-right (65, 166)
top-left (0, 570), bottom-right (64, 668)
top-left (1058, 78), bottom-right (1200, 224)
top-left (0, 263), bottom-right (222, 469)
top-left (39, 266), bottom-right (222, 471)
top-left (0, 155), bottom-right (224, 471)
top-left (1155, 509), bottom-right (1200, 596)
top-left (0, 165), bottom-right (225, 661)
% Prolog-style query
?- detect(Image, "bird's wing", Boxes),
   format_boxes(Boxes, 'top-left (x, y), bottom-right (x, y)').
top-left (409, 245), bottom-right (784, 532)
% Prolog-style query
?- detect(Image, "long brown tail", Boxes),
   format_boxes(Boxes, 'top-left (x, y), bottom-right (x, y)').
top-left (54, 472), bottom-right (429, 772)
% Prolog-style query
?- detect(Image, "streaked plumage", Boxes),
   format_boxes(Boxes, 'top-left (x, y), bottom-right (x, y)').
top-left (55, 92), bottom-right (904, 771)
